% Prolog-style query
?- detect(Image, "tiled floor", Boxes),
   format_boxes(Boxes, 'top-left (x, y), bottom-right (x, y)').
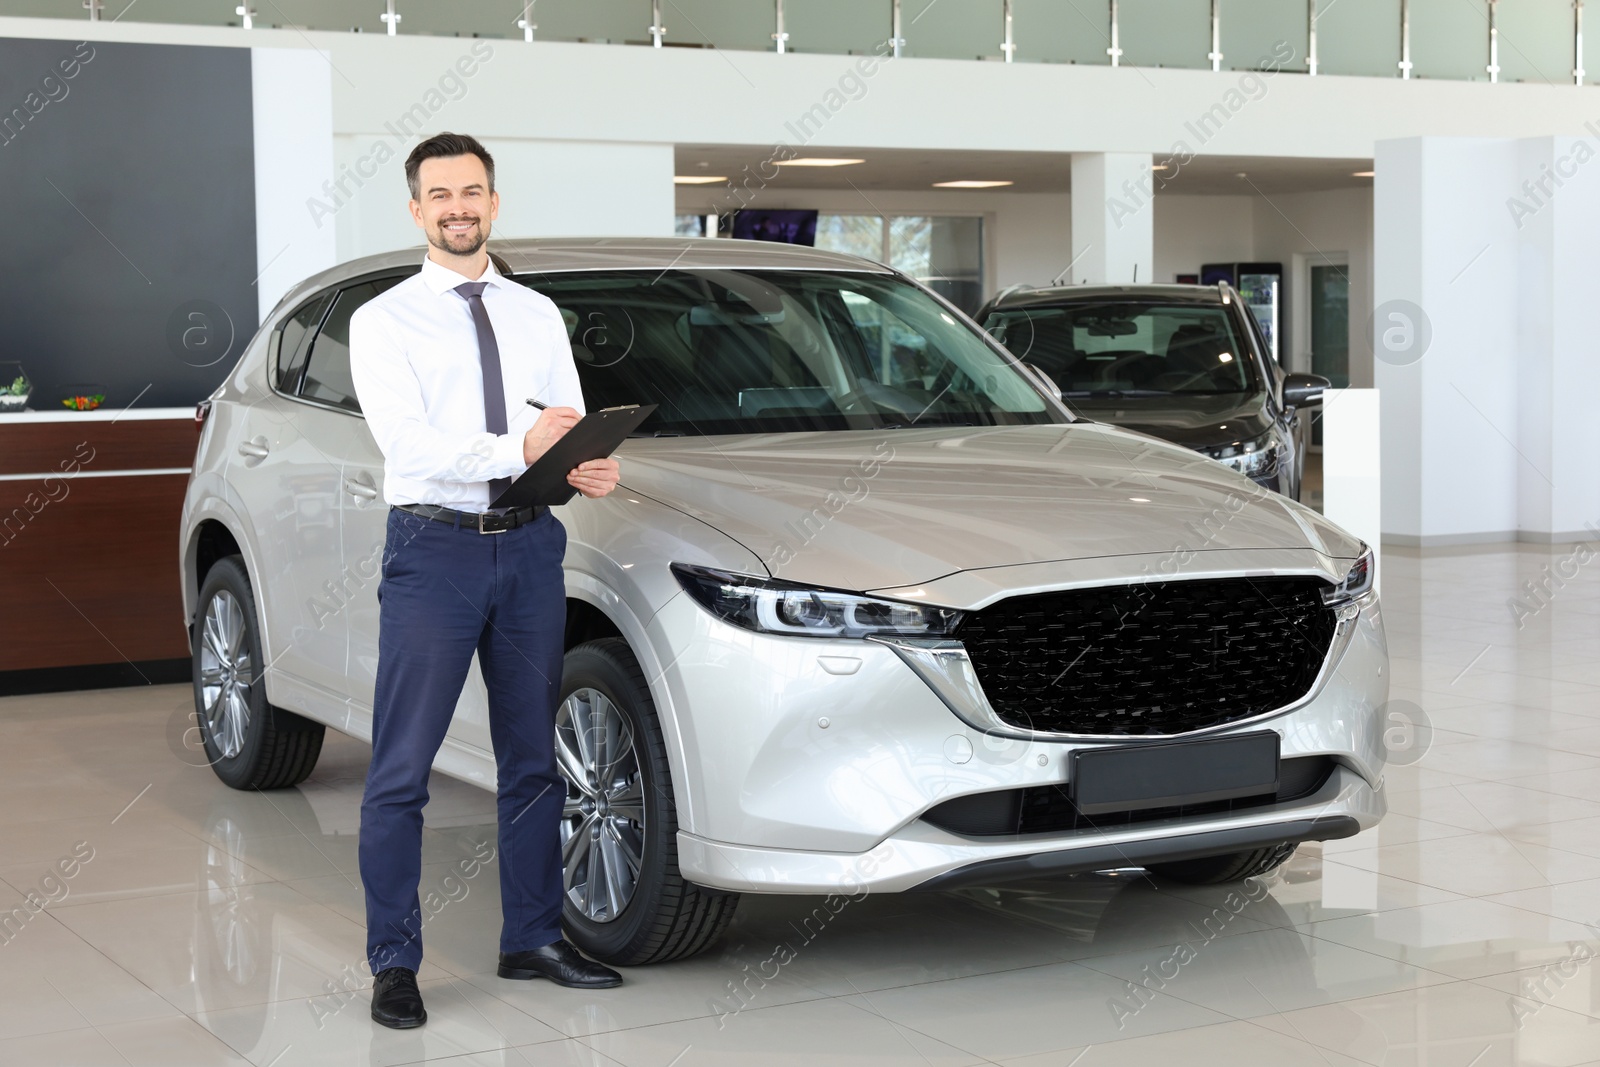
top-left (3, 545), bottom-right (1600, 1065)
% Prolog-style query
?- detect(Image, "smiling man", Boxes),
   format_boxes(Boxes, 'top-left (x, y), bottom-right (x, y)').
top-left (348, 132), bottom-right (623, 1029)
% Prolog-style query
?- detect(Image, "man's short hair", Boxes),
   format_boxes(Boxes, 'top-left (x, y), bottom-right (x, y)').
top-left (405, 132), bottom-right (495, 200)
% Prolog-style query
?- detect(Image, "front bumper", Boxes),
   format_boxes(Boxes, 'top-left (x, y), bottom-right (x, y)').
top-left (679, 763), bottom-right (1380, 894)
top-left (648, 579), bottom-right (1389, 893)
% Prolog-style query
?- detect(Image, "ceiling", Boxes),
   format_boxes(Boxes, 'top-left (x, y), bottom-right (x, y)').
top-left (673, 146), bottom-right (1375, 197)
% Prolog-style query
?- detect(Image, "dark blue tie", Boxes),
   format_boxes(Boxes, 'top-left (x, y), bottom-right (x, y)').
top-left (455, 281), bottom-right (512, 504)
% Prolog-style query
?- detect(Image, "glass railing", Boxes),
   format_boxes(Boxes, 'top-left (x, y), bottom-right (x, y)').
top-left (12, 0), bottom-right (1593, 86)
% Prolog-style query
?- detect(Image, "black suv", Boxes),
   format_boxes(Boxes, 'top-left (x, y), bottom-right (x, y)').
top-left (977, 283), bottom-right (1328, 501)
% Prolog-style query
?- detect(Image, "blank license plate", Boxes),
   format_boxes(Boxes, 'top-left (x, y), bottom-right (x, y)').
top-left (1070, 731), bottom-right (1281, 816)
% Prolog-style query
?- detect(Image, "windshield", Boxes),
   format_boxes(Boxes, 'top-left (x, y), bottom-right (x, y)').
top-left (512, 269), bottom-right (1059, 436)
top-left (982, 301), bottom-right (1260, 397)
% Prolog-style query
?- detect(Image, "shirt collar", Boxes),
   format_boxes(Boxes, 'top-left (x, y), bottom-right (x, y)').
top-left (420, 253), bottom-right (506, 297)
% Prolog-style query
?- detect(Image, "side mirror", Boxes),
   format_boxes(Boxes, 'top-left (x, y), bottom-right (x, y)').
top-left (1020, 361), bottom-right (1062, 402)
top-left (1283, 372), bottom-right (1330, 408)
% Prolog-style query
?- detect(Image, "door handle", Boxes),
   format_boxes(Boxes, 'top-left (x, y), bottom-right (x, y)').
top-left (236, 437), bottom-right (269, 461)
top-left (344, 475), bottom-right (378, 500)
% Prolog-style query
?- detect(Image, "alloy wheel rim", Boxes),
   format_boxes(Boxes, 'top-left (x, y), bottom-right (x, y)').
top-left (197, 589), bottom-right (252, 760)
top-left (555, 687), bottom-right (645, 923)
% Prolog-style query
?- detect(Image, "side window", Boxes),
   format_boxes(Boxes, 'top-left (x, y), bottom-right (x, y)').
top-left (300, 278), bottom-right (401, 413)
top-left (1241, 304), bottom-right (1284, 401)
top-left (275, 292), bottom-right (332, 392)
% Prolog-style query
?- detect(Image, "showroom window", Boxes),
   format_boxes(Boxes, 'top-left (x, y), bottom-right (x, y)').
top-left (815, 214), bottom-right (984, 315)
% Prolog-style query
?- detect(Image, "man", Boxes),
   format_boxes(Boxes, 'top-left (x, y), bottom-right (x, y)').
top-left (350, 131), bottom-right (623, 1030)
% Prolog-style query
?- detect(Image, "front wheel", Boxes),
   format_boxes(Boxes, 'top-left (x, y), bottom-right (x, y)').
top-left (192, 556), bottom-right (324, 790)
top-left (555, 638), bottom-right (738, 964)
top-left (1146, 842), bottom-right (1298, 885)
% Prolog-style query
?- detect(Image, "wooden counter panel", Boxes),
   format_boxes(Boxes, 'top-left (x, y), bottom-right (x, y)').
top-left (0, 418), bottom-right (198, 476)
top-left (0, 473), bottom-right (190, 671)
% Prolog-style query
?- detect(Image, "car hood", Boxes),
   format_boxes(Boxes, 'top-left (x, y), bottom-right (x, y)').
top-left (1065, 393), bottom-right (1274, 451)
top-left (615, 424), bottom-right (1360, 594)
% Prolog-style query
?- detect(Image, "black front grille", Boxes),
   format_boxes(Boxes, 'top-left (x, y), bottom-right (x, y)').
top-left (923, 755), bottom-right (1337, 837)
top-left (956, 576), bottom-right (1337, 736)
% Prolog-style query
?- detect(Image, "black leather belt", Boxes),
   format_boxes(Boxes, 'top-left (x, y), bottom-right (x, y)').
top-left (394, 502), bottom-right (545, 534)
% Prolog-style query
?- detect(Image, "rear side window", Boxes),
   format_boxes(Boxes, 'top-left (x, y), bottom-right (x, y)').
top-left (298, 278), bottom-right (402, 413)
top-left (275, 293), bottom-right (331, 392)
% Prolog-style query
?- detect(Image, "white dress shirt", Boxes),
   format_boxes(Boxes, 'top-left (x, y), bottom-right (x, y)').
top-left (350, 255), bottom-right (586, 511)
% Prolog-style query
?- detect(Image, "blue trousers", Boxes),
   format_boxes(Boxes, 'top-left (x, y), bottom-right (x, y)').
top-left (360, 506), bottom-right (568, 975)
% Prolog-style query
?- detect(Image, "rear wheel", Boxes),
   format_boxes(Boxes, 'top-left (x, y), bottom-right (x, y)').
top-left (556, 638), bottom-right (738, 964)
top-left (1146, 842), bottom-right (1298, 885)
top-left (192, 556), bottom-right (324, 790)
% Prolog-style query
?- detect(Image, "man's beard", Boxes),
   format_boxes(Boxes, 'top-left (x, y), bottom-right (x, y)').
top-left (429, 217), bottom-right (488, 257)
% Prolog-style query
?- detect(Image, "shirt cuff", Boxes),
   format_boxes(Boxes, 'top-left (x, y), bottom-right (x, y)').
top-left (488, 431), bottom-right (528, 480)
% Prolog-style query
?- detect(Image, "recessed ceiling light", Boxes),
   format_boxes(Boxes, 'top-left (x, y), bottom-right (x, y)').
top-left (1129, 497), bottom-right (1152, 503)
top-left (933, 179), bottom-right (1014, 188)
top-left (774, 157), bottom-right (865, 167)
top-left (1352, 170), bottom-right (1375, 177)
top-left (674, 175), bottom-right (727, 184)
top-left (1151, 164), bottom-right (1172, 172)
top-left (1218, 352), bottom-right (1233, 363)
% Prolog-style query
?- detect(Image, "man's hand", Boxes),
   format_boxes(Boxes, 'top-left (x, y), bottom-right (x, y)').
top-left (522, 406), bottom-right (581, 465)
top-left (568, 457), bottom-right (620, 499)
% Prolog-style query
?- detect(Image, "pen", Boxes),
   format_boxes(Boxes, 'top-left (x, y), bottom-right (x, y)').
top-left (525, 397), bottom-right (547, 411)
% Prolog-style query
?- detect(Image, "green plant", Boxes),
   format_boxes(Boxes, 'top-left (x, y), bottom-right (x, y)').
top-left (5, 375), bottom-right (26, 396)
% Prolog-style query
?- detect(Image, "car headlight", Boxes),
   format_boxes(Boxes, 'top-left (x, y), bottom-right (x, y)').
top-left (1213, 430), bottom-right (1283, 477)
top-left (672, 563), bottom-right (963, 639)
top-left (1229, 447), bottom-right (1278, 477)
top-left (1323, 546), bottom-right (1376, 614)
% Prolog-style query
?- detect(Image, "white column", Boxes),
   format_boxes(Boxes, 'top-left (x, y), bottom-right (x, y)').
top-left (1376, 135), bottom-right (1600, 546)
top-left (1514, 137), bottom-right (1600, 542)
top-left (251, 48), bottom-right (337, 321)
top-left (1373, 137), bottom-right (1520, 546)
top-left (1069, 152), bottom-right (1154, 285)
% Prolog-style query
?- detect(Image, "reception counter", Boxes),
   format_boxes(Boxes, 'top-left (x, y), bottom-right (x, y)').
top-left (0, 407), bottom-right (196, 684)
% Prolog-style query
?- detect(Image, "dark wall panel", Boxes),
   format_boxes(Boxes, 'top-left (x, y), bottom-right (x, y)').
top-left (0, 38), bottom-right (257, 410)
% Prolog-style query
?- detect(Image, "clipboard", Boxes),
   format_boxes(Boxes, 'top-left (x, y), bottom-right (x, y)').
top-left (489, 404), bottom-right (657, 509)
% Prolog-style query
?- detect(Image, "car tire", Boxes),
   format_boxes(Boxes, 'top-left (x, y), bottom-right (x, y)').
top-left (556, 638), bottom-right (739, 965)
top-left (192, 556), bottom-right (324, 791)
top-left (1145, 842), bottom-right (1298, 885)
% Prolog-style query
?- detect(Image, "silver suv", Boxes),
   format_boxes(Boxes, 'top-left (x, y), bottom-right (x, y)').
top-left (180, 238), bottom-right (1388, 965)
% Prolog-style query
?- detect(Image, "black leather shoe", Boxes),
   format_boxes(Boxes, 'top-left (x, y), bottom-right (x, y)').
top-left (370, 967), bottom-right (427, 1029)
top-left (498, 940), bottom-right (622, 988)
